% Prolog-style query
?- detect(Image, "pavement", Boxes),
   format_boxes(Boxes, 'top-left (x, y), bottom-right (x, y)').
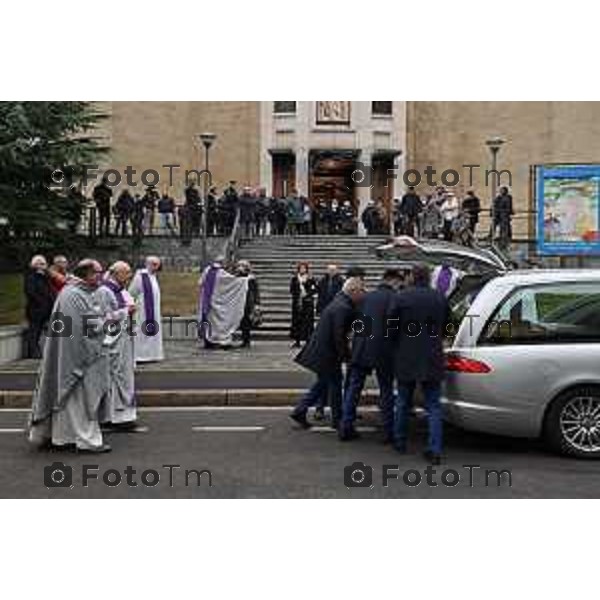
top-left (0, 341), bottom-right (377, 406)
top-left (2, 406), bottom-right (600, 498)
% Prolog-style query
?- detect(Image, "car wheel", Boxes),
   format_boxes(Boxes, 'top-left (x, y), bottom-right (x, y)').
top-left (544, 387), bottom-right (600, 458)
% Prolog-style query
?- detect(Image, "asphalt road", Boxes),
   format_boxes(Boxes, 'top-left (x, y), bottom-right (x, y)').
top-left (1, 406), bottom-right (600, 498)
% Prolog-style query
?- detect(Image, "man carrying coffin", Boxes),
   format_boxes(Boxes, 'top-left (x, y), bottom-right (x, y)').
top-left (129, 256), bottom-right (164, 363)
top-left (27, 259), bottom-right (112, 453)
top-left (198, 258), bottom-right (249, 349)
top-left (97, 261), bottom-right (145, 433)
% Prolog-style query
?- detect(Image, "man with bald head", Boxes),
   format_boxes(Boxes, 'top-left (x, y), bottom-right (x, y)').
top-left (129, 255), bottom-right (164, 362)
top-left (28, 259), bottom-right (112, 452)
top-left (96, 261), bottom-right (144, 432)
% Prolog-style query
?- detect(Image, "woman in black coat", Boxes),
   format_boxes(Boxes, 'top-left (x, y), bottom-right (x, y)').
top-left (289, 261), bottom-right (318, 347)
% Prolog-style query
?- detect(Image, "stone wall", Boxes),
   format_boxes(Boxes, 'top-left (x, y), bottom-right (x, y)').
top-left (406, 101), bottom-right (600, 238)
top-left (96, 101), bottom-right (261, 199)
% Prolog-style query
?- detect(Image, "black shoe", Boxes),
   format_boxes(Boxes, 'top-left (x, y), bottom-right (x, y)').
top-left (394, 445), bottom-right (407, 454)
top-left (289, 412), bottom-right (312, 430)
top-left (111, 422), bottom-right (147, 434)
top-left (382, 435), bottom-right (394, 446)
top-left (291, 341), bottom-right (301, 348)
top-left (423, 451), bottom-right (442, 465)
top-left (76, 443), bottom-right (112, 454)
top-left (338, 427), bottom-right (360, 441)
top-left (314, 407), bottom-right (325, 421)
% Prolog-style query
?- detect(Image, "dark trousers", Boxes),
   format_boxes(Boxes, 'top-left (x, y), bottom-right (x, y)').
top-left (24, 319), bottom-right (47, 359)
top-left (394, 381), bottom-right (443, 454)
top-left (98, 210), bottom-right (110, 237)
top-left (341, 365), bottom-right (395, 439)
top-left (293, 368), bottom-right (343, 425)
top-left (115, 216), bottom-right (128, 236)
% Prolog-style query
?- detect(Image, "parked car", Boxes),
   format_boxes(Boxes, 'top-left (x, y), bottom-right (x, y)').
top-left (376, 237), bottom-right (600, 458)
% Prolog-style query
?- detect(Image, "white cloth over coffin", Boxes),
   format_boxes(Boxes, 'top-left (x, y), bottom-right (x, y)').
top-left (129, 268), bottom-right (164, 362)
top-left (96, 282), bottom-right (137, 424)
top-left (198, 265), bottom-right (249, 346)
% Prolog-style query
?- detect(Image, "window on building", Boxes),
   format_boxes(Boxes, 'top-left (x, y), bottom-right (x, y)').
top-left (372, 101), bottom-right (393, 116)
top-left (274, 101), bottom-right (296, 114)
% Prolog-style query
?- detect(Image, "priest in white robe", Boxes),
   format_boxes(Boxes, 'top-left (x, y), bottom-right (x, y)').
top-left (198, 258), bottom-right (248, 349)
top-left (96, 261), bottom-right (144, 432)
top-left (129, 256), bottom-right (164, 363)
top-left (28, 259), bottom-right (112, 453)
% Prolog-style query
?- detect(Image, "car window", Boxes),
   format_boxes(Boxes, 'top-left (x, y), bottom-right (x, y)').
top-left (479, 282), bottom-right (600, 345)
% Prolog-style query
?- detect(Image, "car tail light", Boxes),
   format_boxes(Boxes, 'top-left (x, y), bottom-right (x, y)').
top-left (445, 354), bottom-right (491, 373)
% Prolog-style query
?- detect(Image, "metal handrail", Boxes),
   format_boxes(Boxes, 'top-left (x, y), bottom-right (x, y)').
top-left (225, 208), bottom-right (241, 263)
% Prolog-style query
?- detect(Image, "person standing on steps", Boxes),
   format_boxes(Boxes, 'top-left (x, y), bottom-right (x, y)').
top-left (289, 262), bottom-right (319, 348)
top-left (237, 260), bottom-right (261, 348)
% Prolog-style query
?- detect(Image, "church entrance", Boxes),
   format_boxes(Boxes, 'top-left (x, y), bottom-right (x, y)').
top-left (308, 150), bottom-right (358, 208)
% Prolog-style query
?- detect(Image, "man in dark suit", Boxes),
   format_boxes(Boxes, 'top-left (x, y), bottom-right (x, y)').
top-left (290, 277), bottom-right (366, 430)
top-left (316, 263), bottom-right (344, 315)
top-left (390, 264), bottom-right (450, 463)
top-left (339, 268), bottom-right (404, 442)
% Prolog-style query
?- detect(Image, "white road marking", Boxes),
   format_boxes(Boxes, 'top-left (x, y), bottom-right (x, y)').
top-left (0, 428), bottom-right (24, 433)
top-left (192, 426), bottom-right (266, 432)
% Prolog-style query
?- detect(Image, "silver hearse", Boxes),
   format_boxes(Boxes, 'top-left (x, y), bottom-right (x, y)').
top-left (376, 237), bottom-right (600, 458)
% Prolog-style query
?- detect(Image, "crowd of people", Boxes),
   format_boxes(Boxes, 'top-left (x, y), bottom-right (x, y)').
top-left (290, 263), bottom-right (451, 464)
top-left (24, 247), bottom-right (458, 460)
top-left (90, 176), bottom-right (515, 247)
top-left (26, 255), bottom-right (164, 452)
top-left (91, 178), bottom-right (362, 241)
top-left (387, 185), bottom-right (514, 248)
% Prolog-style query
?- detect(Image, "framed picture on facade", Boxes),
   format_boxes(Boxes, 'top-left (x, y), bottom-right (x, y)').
top-left (316, 101), bottom-right (350, 125)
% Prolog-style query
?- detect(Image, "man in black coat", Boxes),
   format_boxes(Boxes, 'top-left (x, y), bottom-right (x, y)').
top-left (93, 176), bottom-right (112, 237)
top-left (461, 190), bottom-right (481, 233)
top-left (316, 264), bottom-right (344, 315)
top-left (400, 186), bottom-right (422, 237)
top-left (24, 255), bottom-right (55, 359)
top-left (339, 268), bottom-right (404, 441)
top-left (390, 264), bottom-right (450, 463)
top-left (290, 277), bottom-right (366, 429)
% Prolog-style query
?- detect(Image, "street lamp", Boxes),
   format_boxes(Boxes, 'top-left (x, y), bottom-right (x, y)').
top-left (197, 132), bottom-right (217, 267)
top-left (485, 136), bottom-right (505, 238)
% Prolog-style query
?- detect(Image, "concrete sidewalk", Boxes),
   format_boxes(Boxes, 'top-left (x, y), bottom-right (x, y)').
top-left (0, 341), bottom-right (379, 408)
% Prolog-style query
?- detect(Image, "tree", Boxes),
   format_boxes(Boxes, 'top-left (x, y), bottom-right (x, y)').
top-left (0, 101), bottom-right (108, 242)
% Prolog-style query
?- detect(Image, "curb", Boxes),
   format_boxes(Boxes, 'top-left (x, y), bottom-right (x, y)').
top-left (0, 389), bottom-right (381, 409)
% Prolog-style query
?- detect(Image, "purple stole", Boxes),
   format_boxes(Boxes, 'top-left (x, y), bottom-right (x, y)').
top-left (436, 265), bottom-right (453, 297)
top-left (103, 279), bottom-right (126, 308)
top-left (141, 271), bottom-right (157, 336)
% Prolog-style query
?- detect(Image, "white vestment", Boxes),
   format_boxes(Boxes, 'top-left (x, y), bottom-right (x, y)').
top-left (129, 268), bottom-right (164, 362)
top-left (96, 281), bottom-right (137, 424)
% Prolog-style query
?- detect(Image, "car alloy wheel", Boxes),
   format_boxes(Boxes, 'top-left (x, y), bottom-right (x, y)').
top-left (559, 395), bottom-right (600, 454)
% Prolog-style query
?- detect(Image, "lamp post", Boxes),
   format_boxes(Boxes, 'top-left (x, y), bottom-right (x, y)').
top-left (485, 136), bottom-right (505, 239)
top-left (197, 132), bottom-right (217, 267)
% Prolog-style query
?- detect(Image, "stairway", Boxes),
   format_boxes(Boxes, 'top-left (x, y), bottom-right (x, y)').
top-left (237, 235), bottom-right (390, 341)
